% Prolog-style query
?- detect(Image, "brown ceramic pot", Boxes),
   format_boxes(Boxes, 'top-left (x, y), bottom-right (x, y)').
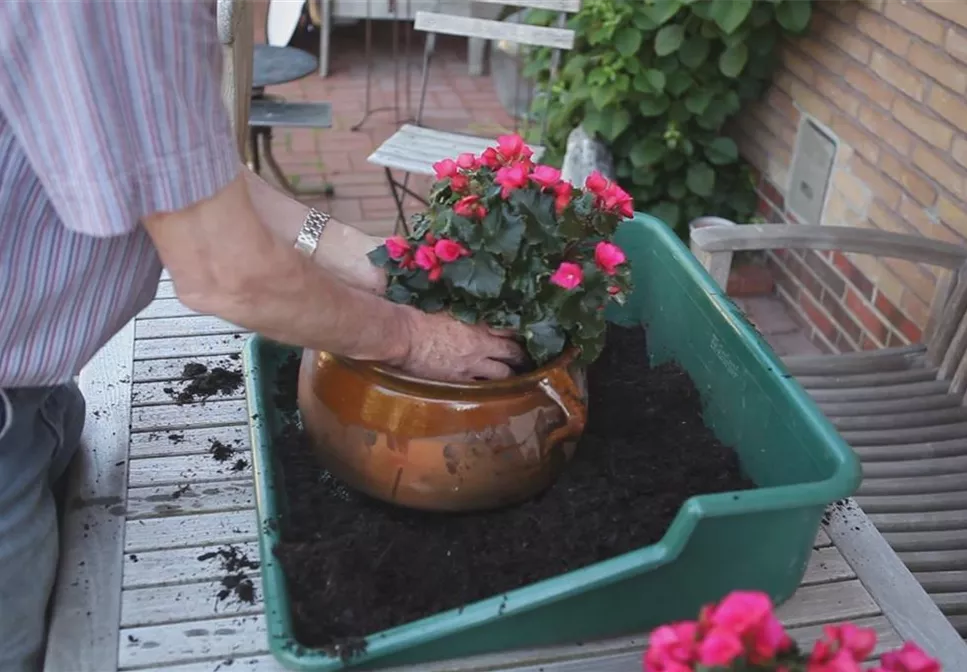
top-left (297, 349), bottom-right (588, 512)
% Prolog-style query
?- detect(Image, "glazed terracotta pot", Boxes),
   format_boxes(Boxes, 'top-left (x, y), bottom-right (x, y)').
top-left (297, 349), bottom-right (588, 512)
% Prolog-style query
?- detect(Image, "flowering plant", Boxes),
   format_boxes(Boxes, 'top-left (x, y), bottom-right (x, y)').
top-left (644, 590), bottom-right (940, 672)
top-left (367, 134), bottom-right (634, 368)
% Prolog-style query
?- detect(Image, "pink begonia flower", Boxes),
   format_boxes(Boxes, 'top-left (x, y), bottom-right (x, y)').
top-left (554, 181), bottom-right (573, 214)
top-left (825, 624), bottom-right (878, 662)
top-left (594, 241), bottom-right (627, 275)
top-left (479, 147), bottom-right (501, 168)
top-left (414, 245), bottom-right (442, 281)
top-left (875, 643), bottom-right (941, 672)
top-left (643, 622), bottom-right (698, 672)
top-left (432, 158), bottom-right (459, 180)
top-left (697, 628), bottom-right (744, 667)
top-left (709, 590), bottom-right (774, 635)
top-left (495, 163), bottom-right (530, 198)
top-left (450, 173), bottom-right (470, 193)
top-left (585, 171), bottom-right (609, 196)
top-left (530, 165), bottom-right (562, 189)
top-left (607, 285), bottom-right (620, 296)
top-left (807, 648), bottom-right (864, 672)
top-left (496, 134), bottom-right (533, 164)
top-left (549, 262), bottom-right (583, 290)
top-left (453, 195), bottom-right (487, 220)
top-left (385, 236), bottom-right (411, 260)
top-left (748, 613), bottom-right (793, 663)
top-left (433, 239), bottom-right (470, 263)
top-left (456, 152), bottom-right (479, 170)
top-left (603, 182), bottom-right (635, 218)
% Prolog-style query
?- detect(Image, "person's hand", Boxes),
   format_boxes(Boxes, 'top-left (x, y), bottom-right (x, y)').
top-left (391, 308), bottom-right (527, 382)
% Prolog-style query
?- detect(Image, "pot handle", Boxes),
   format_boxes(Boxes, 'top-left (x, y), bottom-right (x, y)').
top-left (538, 368), bottom-right (587, 449)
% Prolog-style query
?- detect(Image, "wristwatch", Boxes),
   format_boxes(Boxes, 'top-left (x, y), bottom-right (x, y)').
top-left (293, 207), bottom-right (331, 257)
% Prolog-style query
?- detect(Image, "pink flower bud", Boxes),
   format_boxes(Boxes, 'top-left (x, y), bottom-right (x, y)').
top-left (456, 152), bottom-right (479, 170)
top-left (453, 194), bottom-right (487, 220)
top-left (414, 245), bottom-right (438, 272)
top-left (495, 163), bottom-right (531, 198)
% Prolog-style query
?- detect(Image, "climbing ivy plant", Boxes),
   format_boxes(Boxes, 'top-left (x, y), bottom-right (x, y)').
top-left (525, 0), bottom-right (813, 236)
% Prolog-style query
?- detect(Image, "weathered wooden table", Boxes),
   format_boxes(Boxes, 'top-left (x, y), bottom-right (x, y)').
top-left (42, 277), bottom-right (967, 671)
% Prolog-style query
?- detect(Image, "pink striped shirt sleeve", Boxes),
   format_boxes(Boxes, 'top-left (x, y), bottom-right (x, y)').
top-left (0, 0), bottom-right (240, 237)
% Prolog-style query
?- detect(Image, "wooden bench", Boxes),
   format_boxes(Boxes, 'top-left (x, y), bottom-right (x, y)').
top-left (690, 217), bottom-right (967, 645)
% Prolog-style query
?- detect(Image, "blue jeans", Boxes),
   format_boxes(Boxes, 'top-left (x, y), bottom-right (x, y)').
top-left (0, 384), bottom-right (85, 672)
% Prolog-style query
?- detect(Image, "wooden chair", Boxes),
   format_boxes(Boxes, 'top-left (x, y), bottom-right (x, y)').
top-left (367, 0), bottom-right (581, 232)
top-left (689, 218), bottom-right (967, 634)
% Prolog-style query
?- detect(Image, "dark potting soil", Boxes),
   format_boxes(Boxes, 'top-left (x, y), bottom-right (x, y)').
top-left (271, 325), bottom-right (754, 651)
top-left (165, 363), bottom-right (243, 404)
top-left (198, 545), bottom-right (261, 605)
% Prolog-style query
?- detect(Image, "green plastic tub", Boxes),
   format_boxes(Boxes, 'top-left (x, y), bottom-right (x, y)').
top-left (242, 212), bottom-right (861, 671)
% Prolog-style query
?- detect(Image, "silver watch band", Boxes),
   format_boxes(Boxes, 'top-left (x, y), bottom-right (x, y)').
top-left (294, 208), bottom-right (331, 257)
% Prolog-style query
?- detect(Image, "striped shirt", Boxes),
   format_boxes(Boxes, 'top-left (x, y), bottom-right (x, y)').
top-left (0, 1), bottom-right (240, 387)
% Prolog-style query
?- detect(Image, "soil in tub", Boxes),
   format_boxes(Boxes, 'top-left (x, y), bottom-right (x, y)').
top-left (271, 325), bottom-right (754, 650)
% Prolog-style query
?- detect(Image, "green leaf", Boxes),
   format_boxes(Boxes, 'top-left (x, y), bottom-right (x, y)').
top-left (645, 69), bottom-right (667, 92)
top-left (705, 136), bottom-right (739, 165)
top-left (776, 0), bottom-right (812, 33)
top-left (449, 303), bottom-right (480, 325)
top-left (630, 137), bottom-right (667, 167)
top-left (607, 107), bottom-right (631, 142)
top-left (385, 283), bottom-right (414, 305)
top-left (614, 26), bottom-right (642, 58)
top-left (525, 317), bottom-right (567, 366)
top-left (711, 0), bottom-right (753, 35)
top-left (639, 94), bottom-right (670, 117)
top-left (582, 107), bottom-right (604, 136)
top-left (679, 36), bottom-right (710, 69)
top-left (642, 0), bottom-right (682, 26)
top-left (367, 245), bottom-right (391, 268)
top-left (632, 11), bottom-right (659, 31)
top-left (686, 162), bottom-right (716, 197)
top-left (666, 70), bottom-right (694, 97)
top-left (719, 43), bottom-right (749, 78)
top-left (668, 179), bottom-right (688, 199)
top-left (684, 89), bottom-right (714, 115)
top-left (483, 207), bottom-right (525, 261)
top-left (442, 255), bottom-right (506, 299)
top-left (654, 24), bottom-right (685, 56)
top-left (650, 201), bottom-right (681, 228)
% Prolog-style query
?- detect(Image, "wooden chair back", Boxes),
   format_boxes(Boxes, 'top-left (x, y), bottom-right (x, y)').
top-left (412, 0), bottom-right (580, 144)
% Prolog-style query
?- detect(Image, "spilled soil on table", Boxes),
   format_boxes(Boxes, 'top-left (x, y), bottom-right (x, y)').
top-left (271, 325), bottom-right (754, 652)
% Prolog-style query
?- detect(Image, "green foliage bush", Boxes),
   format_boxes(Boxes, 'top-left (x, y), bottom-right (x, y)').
top-left (524, 0), bottom-right (813, 236)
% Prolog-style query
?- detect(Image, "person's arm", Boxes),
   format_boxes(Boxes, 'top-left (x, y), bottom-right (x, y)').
top-left (242, 169), bottom-right (387, 295)
top-left (0, 2), bottom-right (522, 380)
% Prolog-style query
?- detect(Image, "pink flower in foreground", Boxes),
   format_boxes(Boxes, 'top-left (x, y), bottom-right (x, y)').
top-left (594, 241), bottom-right (626, 275)
top-left (456, 152), bottom-right (479, 170)
top-left (697, 628), bottom-right (744, 668)
top-left (432, 158), bottom-right (459, 180)
top-left (554, 181), bottom-right (573, 214)
top-left (433, 239), bottom-right (470, 263)
top-left (549, 262), bottom-right (583, 290)
top-left (827, 624), bottom-right (878, 662)
top-left (603, 182), bottom-right (635, 218)
top-left (807, 647), bottom-right (864, 672)
top-left (530, 165), bottom-right (562, 189)
top-left (385, 236), bottom-right (411, 261)
top-left (495, 163), bottom-right (530, 198)
top-left (453, 194), bottom-right (487, 220)
top-left (608, 285), bottom-right (620, 296)
top-left (643, 622), bottom-right (698, 672)
top-left (874, 643), bottom-right (941, 672)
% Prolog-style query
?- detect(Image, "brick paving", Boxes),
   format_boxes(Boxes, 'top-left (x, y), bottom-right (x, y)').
top-left (248, 8), bottom-right (816, 356)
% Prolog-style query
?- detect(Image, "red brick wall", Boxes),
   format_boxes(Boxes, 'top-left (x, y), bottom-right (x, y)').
top-left (731, 0), bottom-right (967, 353)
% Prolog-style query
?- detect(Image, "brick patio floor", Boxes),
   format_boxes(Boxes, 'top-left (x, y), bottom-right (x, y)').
top-left (249, 7), bottom-right (817, 357)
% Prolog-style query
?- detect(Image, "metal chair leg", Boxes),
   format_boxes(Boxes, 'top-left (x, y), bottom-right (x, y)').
top-left (385, 168), bottom-right (410, 235)
top-left (259, 128), bottom-right (335, 198)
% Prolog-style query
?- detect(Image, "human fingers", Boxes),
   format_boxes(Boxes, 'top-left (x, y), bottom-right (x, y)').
top-left (479, 332), bottom-right (526, 366)
top-left (467, 358), bottom-right (514, 380)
